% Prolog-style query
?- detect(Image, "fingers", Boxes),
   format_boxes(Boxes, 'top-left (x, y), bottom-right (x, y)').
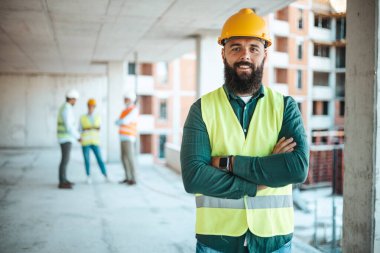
top-left (257, 185), bottom-right (268, 190)
top-left (272, 137), bottom-right (296, 154)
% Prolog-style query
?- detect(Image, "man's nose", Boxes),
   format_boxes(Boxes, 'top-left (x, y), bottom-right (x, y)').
top-left (239, 48), bottom-right (250, 61)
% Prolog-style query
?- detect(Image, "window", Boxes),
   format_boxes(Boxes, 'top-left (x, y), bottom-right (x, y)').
top-left (322, 101), bottom-right (329, 115)
top-left (339, 101), bottom-right (345, 116)
top-left (275, 68), bottom-right (288, 84)
top-left (276, 7), bottom-right (288, 21)
top-left (141, 63), bottom-right (153, 75)
top-left (314, 44), bottom-right (330, 57)
top-left (298, 9), bottom-right (303, 29)
top-left (336, 73), bottom-right (345, 97)
top-left (297, 70), bottom-right (302, 89)
top-left (159, 100), bottom-right (167, 120)
top-left (275, 36), bottom-right (288, 52)
top-left (140, 134), bottom-right (152, 153)
top-left (139, 96), bottom-right (153, 114)
top-left (313, 101), bottom-right (329, 115)
top-left (128, 62), bottom-right (136, 75)
top-left (314, 15), bottom-right (331, 29)
top-left (297, 42), bottom-right (303, 59)
top-left (336, 47), bottom-right (346, 68)
top-left (159, 135), bottom-right (167, 158)
top-left (313, 101), bottom-right (318, 115)
top-left (336, 17), bottom-right (346, 40)
top-left (313, 72), bottom-right (329, 86)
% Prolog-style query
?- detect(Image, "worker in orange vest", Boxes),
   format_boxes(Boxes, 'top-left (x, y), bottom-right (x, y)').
top-left (115, 91), bottom-right (138, 185)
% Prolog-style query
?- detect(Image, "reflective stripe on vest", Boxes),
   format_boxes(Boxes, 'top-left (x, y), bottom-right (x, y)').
top-left (196, 195), bottom-right (293, 209)
top-left (198, 86), bottom-right (293, 238)
top-left (119, 106), bottom-right (137, 137)
top-left (80, 114), bottom-right (101, 146)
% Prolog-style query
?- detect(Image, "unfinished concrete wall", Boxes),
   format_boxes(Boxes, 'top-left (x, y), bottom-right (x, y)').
top-left (0, 74), bottom-right (108, 148)
top-left (343, 0), bottom-right (380, 252)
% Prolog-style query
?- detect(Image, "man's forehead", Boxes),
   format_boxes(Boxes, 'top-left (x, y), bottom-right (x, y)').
top-left (225, 37), bottom-right (265, 47)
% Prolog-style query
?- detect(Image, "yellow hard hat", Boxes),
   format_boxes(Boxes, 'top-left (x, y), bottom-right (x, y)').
top-left (87, 98), bottom-right (96, 106)
top-left (218, 8), bottom-right (272, 47)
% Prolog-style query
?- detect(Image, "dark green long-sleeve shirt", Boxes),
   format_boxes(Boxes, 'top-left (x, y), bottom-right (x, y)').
top-left (180, 84), bottom-right (309, 253)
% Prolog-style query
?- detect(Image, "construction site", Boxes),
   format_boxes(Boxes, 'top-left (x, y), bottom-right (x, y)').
top-left (0, 0), bottom-right (379, 252)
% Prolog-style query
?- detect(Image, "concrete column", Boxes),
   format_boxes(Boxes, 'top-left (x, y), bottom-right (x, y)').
top-left (195, 34), bottom-right (224, 98)
top-left (343, 0), bottom-right (380, 252)
top-left (107, 61), bottom-right (126, 162)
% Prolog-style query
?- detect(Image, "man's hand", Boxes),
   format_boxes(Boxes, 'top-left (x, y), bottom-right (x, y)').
top-left (258, 137), bottom-right (296, 190)
top-left (211, 157), bottom-right (221, 168)
top-left (272, 137), bottom-right (296, 154)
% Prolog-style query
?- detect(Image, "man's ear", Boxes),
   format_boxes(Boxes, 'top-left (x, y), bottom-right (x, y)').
top-left (221, 47), bottom-right (225, 61)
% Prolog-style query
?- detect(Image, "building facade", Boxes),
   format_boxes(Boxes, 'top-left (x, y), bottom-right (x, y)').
top-left (129, 54), bottom-right (196, 162)
top-left (266, 0), bottom-right (346, 145)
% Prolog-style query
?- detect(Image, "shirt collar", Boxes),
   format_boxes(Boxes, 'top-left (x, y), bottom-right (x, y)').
top-left (223, 84), bottom-right (265, 102)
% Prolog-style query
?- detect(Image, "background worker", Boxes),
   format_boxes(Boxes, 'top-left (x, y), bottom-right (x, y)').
top-left (181, 8), bottom-right (309, 253)
top-left (57, 89), bottom-right (81, 189)
top-left (79, 98), bottom-right (108, 184)
top-left (115, 91), bottom-right (138, 185)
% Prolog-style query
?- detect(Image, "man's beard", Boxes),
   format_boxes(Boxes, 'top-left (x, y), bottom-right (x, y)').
top-left (224, 58), bottom-right (265, 96)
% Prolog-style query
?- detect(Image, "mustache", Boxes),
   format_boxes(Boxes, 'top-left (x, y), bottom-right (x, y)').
top-left (234, 61), bottom-right (255, 69)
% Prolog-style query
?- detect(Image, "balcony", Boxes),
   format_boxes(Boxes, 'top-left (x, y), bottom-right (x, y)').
top-left (271, 51), bottom-right (289, 67)
top-left (311, 56), bottom-right (332, 71)
top-left (272, 19), bottom-right (290, 36)
top-left (126, 75), bottom-right (154, 95)
top-left (311, 115), bottom-right (333, 129)
top-left (310, 27), bottom-right (333, 42)
top-left (138, 114), bottom-right (155, 133)
top-left (313, 86), bottom-right (334, 100)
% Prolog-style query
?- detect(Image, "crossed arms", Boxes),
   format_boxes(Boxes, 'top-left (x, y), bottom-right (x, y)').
top-left (180, 97), bottom-right (309, 199)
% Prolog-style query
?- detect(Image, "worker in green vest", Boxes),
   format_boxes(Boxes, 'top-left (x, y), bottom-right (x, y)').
top-left (57, 89), bottom-right (81, 189)
top-left (180, 8), bottom-right (309, 253)
top-left (79, 98), bottom-right (108, 184)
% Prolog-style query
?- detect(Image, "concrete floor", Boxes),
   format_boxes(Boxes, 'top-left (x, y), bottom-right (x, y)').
top-left (0, 148), bottom-right (195, 253)
top-left (0, 148), bottom-right (324, 253)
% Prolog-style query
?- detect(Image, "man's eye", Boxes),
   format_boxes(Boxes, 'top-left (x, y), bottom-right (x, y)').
top-left (231, 47), bottom-right (240, 52)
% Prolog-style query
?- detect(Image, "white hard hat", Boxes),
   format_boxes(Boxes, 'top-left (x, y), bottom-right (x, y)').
top-left (124, 91), bottom-right (136, 102)
top-left (66, 89), bottom-right (80, 99)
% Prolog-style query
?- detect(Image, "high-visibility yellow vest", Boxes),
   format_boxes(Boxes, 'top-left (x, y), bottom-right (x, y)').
top-left (119, 106), bottom-right (137, 137)
top-left (57, 104), bottom-right (70, 140)
top-left (198, 86), bottom-right (293, 237)
top-left (80, 114), bottom-right (101, 146)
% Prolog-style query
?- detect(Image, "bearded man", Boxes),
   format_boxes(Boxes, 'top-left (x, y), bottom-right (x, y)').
top-left (180, 8), bottom-right (309, 253)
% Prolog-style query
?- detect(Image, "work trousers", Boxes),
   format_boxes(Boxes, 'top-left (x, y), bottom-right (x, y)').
top-left (120, 140), bottom-right (136, 181)
top-left (82, 145), bottom-right (107, 177)
top-left (59, 142), bottom-right (72, 183)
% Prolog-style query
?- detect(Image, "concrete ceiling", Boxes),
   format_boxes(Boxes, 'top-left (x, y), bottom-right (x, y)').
top-left (0, 0), bottom-right (294, 74)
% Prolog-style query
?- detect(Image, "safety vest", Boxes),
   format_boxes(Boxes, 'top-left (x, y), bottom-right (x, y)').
top-left (80, 114), bottom-right (101, 146)
top-left (198, 86), bottom-right (293, 237)
top-left (57, 103), bottom-right (70, 140)
top-left (119, 105), bottom-right (137, 137)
